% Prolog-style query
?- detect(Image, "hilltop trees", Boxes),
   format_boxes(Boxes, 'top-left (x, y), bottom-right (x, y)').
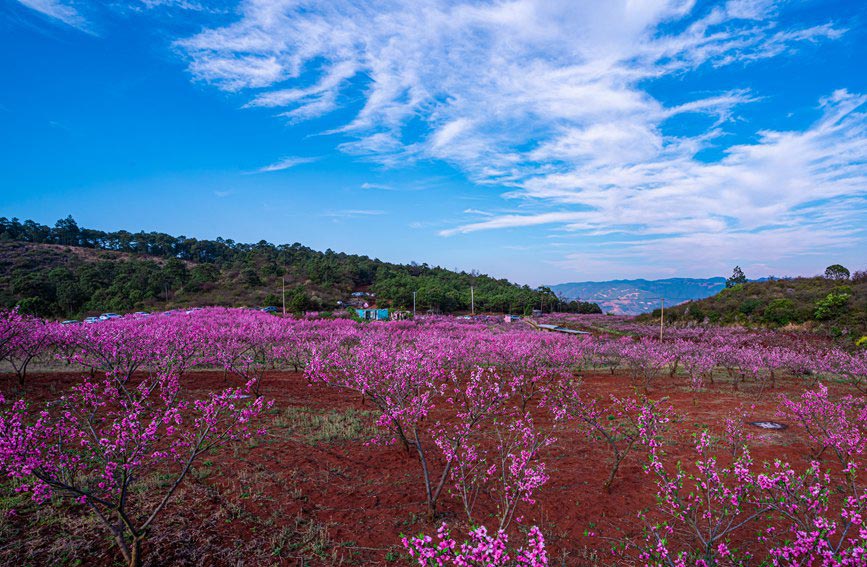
top-left (726, 265), bottom-right (747, 288)
top-left (657, 271), bottom-right (866, 339)
top-left (1, 216), bottom-right (592, 318)
top-left (824, 264), bottom-right (850, 281)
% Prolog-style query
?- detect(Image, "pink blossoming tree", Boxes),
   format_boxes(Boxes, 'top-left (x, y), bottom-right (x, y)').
top-left (0, 371), bottom-right (267, 567)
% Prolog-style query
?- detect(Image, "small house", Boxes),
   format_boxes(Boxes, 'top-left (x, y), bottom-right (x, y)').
top-left (356, 308), bottom-right (389, 321)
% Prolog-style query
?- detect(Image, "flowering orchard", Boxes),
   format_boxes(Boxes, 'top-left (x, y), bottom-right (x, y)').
top-left (0, 307), bottom-right (865, 565)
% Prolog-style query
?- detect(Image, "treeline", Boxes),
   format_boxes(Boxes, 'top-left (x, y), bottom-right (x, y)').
top-left (0, 216), bottom-right (601, 318)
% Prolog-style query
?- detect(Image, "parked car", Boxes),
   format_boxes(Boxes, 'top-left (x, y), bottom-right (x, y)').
top-left (133, 311), bottom-right (150, 317)
top-left (261, 306), bottom-right (278, 313)
top-left (99, 313), bottom-right (121, 321)
top-left (84, 316), bottom-right (100, 324)
top-left (61, 319), bottom-right (80, 325)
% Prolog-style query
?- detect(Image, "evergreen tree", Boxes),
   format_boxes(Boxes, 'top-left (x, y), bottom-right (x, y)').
top-left (725, 266), bottom-right (747, 288)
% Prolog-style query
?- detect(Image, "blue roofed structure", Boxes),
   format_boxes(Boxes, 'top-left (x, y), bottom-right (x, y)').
top-left (356, 308), bottom-right (389, 321)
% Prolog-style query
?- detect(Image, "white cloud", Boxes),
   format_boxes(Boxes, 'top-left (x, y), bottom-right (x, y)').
top-left (16, 0), bottom-right (91, 31)
top-left (441, 211), bottom-right (587, 236)
top-left (173, 1), bottom-right (862, 276)
top-left (138, 0), bottom-right (212, 10)
top-left (360, 182), bottom-right (394, 191)
top-left (324, 209), bottom-right (386, 219)
top-left (255, 156), bottom-right (318, 173)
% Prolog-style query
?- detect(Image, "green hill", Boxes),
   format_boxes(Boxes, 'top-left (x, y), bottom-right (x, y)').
top-left (0, 216), bottom-right (601, 318)
top-left (644, 272), bottom-right (867, 342)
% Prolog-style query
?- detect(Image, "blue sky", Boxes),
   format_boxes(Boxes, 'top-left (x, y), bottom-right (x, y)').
top-left (2, 0), bottom-right (866, 285)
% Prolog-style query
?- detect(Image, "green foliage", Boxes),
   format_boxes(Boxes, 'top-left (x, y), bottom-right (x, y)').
top-left (650, 271), bottom-right (867, 339)
top-left (687, 305), bottom-right (705, 322)
top-left (738, 298), bottom-right (761, 316)
top-left (856, 336), bottom-right (867, 348)
top-left (0, 215), bottom-right (586, 318)
top-left (721, 283), bottom-right (743, 295)
top-left (824, 264), bottom-right (850, 281)
top-left (287, 286), bottom-right (319, 314)
top-left (345, 307), bottom-right (363, 321)
top-left (763, 298), bottom-right (796, 326)
top-left (240, 267), bottom-right (262, 287)
top-left (16, 296), bottom-right (51, 315)
top-left (814, 291), bottom-right (850, 321)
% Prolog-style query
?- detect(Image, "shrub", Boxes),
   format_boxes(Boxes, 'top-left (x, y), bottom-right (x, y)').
top-left (687, 305), bottom-right (705, 322)
top-left (739, 298), bottom-right (762, 316)
top-left (763, 299), bottom-right (796, 326)
top-left (814, 292), bottom-right (850, 321)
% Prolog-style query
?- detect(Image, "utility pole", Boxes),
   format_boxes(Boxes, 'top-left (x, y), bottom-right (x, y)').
top-left (470, 286), bottom-right (474, 316)
top-left (659, 298), bottom-right (665, 340)
top-left (282, 277), bottom-right (286, 316)
top-left (412, 291), bottom-right (417, 318)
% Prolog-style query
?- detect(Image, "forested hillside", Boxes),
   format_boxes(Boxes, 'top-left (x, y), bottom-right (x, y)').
top-left (0, 216), bottom-right (601, 318)
top-left (645, 268), bottom-right (867, 341)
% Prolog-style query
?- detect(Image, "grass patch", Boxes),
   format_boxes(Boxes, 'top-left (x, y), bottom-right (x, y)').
top-left (274, 406), bottom-right (377, 445)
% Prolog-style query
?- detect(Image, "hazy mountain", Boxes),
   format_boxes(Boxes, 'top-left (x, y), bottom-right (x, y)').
top-left (550, 277), bottom-right (727, 315)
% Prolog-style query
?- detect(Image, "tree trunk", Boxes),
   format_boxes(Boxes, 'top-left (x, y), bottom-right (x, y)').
top-left (128, 537), bottom-right (142, 567)
top-left (603, 458), bottom-right (621, 493)
top-left (112, 532), bottom-right (132, 566)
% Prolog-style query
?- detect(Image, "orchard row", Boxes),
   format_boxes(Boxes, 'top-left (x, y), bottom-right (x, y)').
top-left (0, 308), bottom-right (865, 566)
top-left (2, 308), bottom-right (865, 393)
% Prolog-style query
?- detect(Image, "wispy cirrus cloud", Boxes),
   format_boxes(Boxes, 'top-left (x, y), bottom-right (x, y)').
top-left (360, 182), bottom-right (396, 191)
top-left (137, 0), bottom-right (214, 10)
top-left (254, 156), bottom-right (318, 173)
top-left (324, 209), bottom-right (386, 219)
top-left (16, 0), bottom-right (91, 32)
top-left (170, 1), bottom-right (861, 276)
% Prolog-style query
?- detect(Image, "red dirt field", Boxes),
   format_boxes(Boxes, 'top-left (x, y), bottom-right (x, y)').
top-left (0, 370), bottom-right (857, 566)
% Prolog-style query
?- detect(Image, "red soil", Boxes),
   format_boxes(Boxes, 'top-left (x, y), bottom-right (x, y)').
top-left (0, 370), bottom-right (855, 566)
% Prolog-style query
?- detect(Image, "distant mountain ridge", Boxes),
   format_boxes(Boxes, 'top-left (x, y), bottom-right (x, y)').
top-left (550, 277), bottom-right (726, 315)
